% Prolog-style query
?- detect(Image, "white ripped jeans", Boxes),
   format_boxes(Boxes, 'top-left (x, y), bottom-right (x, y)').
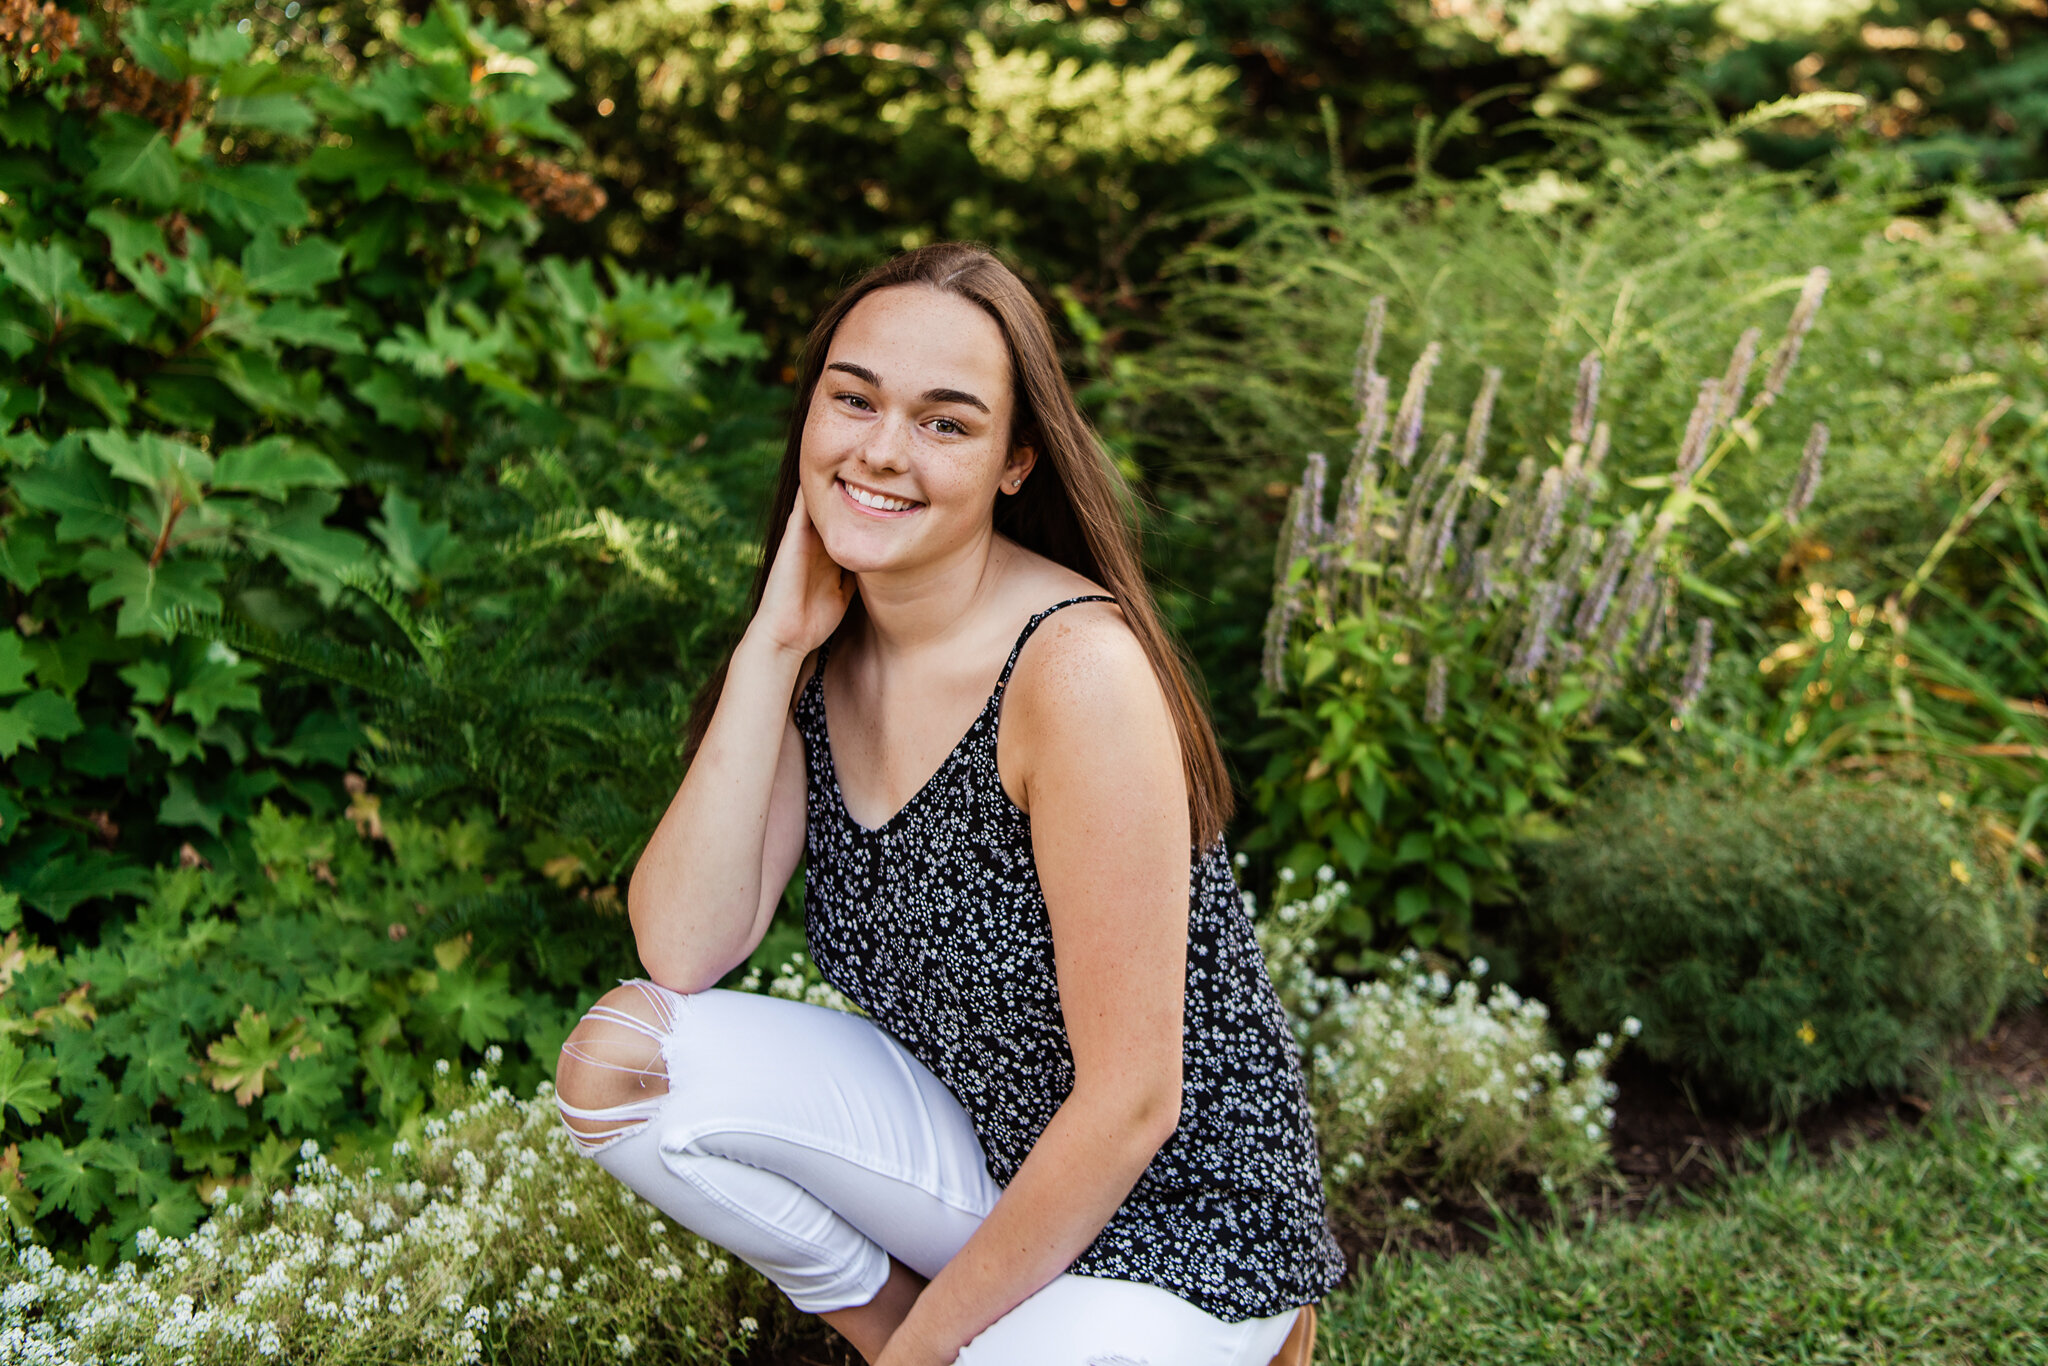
top-left (555, 981), bottom-right (1304, 1365)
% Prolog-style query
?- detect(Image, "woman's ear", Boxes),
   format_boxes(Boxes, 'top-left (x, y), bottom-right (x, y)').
top-left (1002, 441), bottom-right (1039, 494)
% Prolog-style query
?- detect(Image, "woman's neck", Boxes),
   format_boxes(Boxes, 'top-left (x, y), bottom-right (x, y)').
top-left (853, 530), bottom-right (1015, 659)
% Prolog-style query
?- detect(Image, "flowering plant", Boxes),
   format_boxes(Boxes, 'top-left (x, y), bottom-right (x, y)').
top-left (1256, 868), bottom-right (1629, 1224)
top-left (1247, 286), bottom-right (1833, 959)
top-left (0, 1061), bottom-right (780, 1365)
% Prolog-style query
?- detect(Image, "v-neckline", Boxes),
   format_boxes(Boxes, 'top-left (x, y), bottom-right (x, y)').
top-left (815, 669), bottom-right (999, 837)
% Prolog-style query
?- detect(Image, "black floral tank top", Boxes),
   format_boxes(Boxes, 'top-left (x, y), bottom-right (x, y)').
top-left (796, 595), bottom-right (1345, 1323)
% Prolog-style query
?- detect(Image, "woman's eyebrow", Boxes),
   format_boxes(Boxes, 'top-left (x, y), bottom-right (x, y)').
top-left (825, 361), bottom-right (991, 415)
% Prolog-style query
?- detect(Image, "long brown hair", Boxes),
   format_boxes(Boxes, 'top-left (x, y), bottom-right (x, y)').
top-left (685, 242), bottom-right (1235, 847)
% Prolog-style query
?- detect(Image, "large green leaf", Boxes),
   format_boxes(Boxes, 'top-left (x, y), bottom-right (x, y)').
top-left (0, 690), bottom-right (83, 758)
top-left (370, 489), bottom-right (454, 589)
top-left (0, 1037), bottom-right (59, 1127)
top-left (215, 93), bottom-right (317, 139)
top-left (0, 239), bottom-right (84, 312)
top-left (19, 1136), bottom-right (116, 1222)
top-left (0, 633), bottom-right (31, 696)
top-left (82, 428), bottom-right (214, 499)
top-left (85, 208), bottom-right (181, 312)
top-left (243, 492), bottom-right (369, 592)
top-left (427, 961), bottom-right (521, 1052)
top-left (2, 850), bottom-right (150, 921)
top-left (60, 363), bottom-right (136, 425)
top-left (185, 22), bottom-right (253, 68)
top-left (83, 114), bottom-right (183, 209)
top-left (212, 436), bottom-right (346, 500)
top-left (198, 164), bottom-right (310, 235)
top-left (78, 545), bottom-right (227, 637)
top-left (172, 643), bottom-right (263, 727)
top-left (251, 301), bottom-right (363, 353)
top-left (240, 232), bottom-right (345, 298)
top-left (12, 436), bottom-right (133, 543)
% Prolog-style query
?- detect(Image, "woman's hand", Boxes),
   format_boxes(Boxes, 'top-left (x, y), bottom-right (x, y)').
top-left (751, 495), bottom-right (856, 656)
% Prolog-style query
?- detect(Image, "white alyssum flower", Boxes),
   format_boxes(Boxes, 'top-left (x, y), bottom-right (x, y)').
top-left (0, 1074), bottom-right (780, 1364)
top-left (1258, 879), bottom-right (1628, 1208)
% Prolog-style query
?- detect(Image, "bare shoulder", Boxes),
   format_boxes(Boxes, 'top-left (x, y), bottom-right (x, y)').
top-left (1003, 598), bottom-right (1169, 742)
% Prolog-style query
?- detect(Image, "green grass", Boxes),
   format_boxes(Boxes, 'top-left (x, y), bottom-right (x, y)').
top-left (1322, 1096), bottom-right (2048, 1364)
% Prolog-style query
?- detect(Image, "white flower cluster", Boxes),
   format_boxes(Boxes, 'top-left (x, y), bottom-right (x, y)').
top-left (735, 951), bottom-right (863, 1016)
top-left (1258, 873), bottom-right (1629, 1209)
top-left (0, 1077), bottom-right (777, 1366)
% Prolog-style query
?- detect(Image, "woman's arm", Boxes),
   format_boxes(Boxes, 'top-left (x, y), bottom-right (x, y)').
top-left (877, 605), bottom-right (1191, 1366)
top-left (628, 501), bottom-right (854, 992)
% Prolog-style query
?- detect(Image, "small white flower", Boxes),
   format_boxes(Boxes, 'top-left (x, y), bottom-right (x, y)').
top-left (1469, 957), bottom-right (1489, 978)
top-left (436, 1059), bottom-right (452, 1076)
top-left (1621, 1016), bottom-right (1643, 1038)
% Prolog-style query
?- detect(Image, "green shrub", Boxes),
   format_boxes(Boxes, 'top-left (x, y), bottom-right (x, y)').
top-left (0, 1070), bottom-right (784, 1365)
top-left (0, 796), bottom-right (612, 1262)
top-left (0, 0), bottom-right (767, 890)
top-left (1530, 770), bottom-right (2043, 1118)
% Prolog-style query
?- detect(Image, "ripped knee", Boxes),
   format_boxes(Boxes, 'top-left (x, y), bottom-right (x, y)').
top-left (555, 981), bottom-right (678, 1153)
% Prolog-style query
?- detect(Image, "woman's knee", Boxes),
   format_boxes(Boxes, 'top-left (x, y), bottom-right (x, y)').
top-left (555, 981), bottom-right (678, 1143)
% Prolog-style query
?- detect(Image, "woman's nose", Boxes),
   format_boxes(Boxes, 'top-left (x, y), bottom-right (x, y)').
top-left (857, 412), bottom-right (913, 473)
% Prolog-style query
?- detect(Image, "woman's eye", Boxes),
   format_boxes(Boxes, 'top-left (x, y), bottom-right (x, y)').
top-left (931, 416), bottom-right (965, 436)
top-left (836, 392), bottom-right (873, 411)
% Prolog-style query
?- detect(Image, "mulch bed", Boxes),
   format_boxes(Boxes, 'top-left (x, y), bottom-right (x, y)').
top-left (746, 1002), bottom-right (2048, 1363)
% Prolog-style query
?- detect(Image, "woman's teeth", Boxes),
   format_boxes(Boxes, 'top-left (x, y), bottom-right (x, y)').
top-left (844, 481), bottom-right (918, 512)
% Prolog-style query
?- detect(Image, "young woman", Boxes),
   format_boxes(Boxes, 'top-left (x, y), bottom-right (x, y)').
top-left (552, 243), bottom-right (1344, 1366)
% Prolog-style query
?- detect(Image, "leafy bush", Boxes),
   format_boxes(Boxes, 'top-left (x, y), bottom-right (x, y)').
top-left (0, 1071), bottom-right (783, 1365)
top-left (1259, 868), bottom-right (1625, 1229)
top-left (0, 0), bottom-right (766, 888)
top-left (0, 796), bottom-right (614, 1262)
top-left (1245, 270), bottom-right (1837, 958)
top-left (1530, 770), bottom-right (2043, 1118)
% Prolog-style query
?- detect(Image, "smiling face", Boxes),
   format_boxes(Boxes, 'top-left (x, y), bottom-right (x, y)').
top-left (798, 284), bottom-right (1035, 579)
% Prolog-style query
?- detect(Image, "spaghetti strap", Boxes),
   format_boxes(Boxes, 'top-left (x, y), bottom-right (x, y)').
top-left (994, 594), bottom-right (1118, 691)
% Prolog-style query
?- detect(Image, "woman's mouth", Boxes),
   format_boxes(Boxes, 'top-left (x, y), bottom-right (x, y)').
top-left (838, 477), bottom-right (924, 517)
